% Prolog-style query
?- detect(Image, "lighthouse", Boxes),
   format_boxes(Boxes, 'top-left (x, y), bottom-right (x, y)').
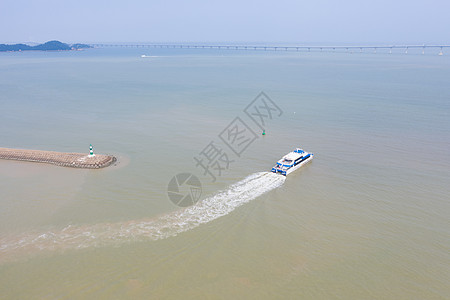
top-left (89, 144), bottom-right (95, 157)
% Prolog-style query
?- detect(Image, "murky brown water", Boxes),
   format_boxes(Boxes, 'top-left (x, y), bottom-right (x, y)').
top-left (0, 48), bottom-right (449, 299)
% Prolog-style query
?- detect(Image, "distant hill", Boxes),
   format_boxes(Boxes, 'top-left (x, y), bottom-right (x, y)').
top-left (0, 43), bottom-right (32, 51)
top-left (32, 41), bottom-right (71, 51)
top-left (71, 43), bottom-right (92, 50)
top-left (0, 40), bottom-right (92, 52)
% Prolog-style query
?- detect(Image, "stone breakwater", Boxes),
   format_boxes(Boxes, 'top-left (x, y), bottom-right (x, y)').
top-left (0, 148), bottom-right (116, 169)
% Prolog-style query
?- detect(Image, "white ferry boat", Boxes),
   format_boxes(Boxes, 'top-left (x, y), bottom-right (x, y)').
top-left (271, 148), bottom-right (313, 176)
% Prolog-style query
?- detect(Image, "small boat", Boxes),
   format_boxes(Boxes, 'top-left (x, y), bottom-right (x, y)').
top-left (271, 148), bottom-right (313, 176)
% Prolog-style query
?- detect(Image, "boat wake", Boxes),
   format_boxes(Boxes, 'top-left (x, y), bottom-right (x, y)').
top-left (0, 172), bottom-right (285, 263)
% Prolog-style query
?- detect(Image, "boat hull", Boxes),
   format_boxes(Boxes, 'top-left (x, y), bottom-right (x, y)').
top-left (285, 154), bottom-right (313, 175)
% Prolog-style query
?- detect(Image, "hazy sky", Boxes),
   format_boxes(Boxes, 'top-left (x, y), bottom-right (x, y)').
top-left (1, 0), bottom-right (449, 44)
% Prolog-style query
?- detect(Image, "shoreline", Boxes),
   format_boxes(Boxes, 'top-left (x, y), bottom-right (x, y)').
top-left (0, 147), bottom-right (116, 169)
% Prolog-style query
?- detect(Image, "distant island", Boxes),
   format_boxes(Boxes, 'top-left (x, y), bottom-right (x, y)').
top-left (0, 40), bottom-right (92, 52)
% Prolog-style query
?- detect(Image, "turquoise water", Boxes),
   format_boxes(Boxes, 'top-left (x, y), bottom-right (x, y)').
top-left (0, 48), bottom-right (449, 299)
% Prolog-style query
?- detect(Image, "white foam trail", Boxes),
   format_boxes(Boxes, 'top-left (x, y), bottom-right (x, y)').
top-left (0, 172), bottom-right (284, 262)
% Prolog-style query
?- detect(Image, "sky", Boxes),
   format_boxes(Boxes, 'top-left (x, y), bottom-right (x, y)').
top-left (1, 0), bottom-right (449, 44)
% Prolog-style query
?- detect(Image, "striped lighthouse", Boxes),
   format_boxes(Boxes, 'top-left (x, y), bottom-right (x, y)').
top-left (89, 144), bottom-right (95, 157)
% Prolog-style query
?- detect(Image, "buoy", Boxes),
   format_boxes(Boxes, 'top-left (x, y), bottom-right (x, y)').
top-left (89, 144), bottom-right (95, 157)
top-left (262, 130), bottom-right (266, 136)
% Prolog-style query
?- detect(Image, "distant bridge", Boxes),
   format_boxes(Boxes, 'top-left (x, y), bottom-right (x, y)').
top-left (88, 43), bottom-right (449, 55)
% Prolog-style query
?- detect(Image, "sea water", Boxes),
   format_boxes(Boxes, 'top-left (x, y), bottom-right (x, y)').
top-left (0, 47), bottom-right (449, 299)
